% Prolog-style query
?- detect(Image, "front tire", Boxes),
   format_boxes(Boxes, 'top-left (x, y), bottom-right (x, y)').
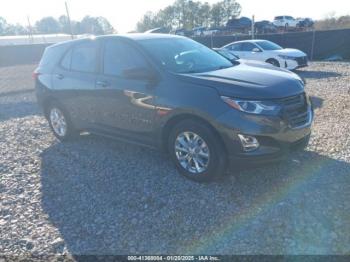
top-left (46, 103), bottom-right (78, 141)
top-left (168, 119), bottom-right (227, 182)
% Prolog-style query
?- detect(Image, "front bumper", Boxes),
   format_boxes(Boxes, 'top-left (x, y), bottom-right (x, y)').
top-left (279, 56), bottom-right (309, 70)
top-left (216, 106), bottom-right (313, 165)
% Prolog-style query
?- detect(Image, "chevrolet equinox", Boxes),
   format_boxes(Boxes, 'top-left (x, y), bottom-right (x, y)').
top-left (35, 34), bottom-right (313, 182)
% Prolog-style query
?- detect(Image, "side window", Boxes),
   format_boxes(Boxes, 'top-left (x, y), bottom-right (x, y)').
top-left (71, 42), bottom-right (97, 73)
top-left (230, 43), bottom-right (242, 51)
top-left (61, 49), bottom-right (72, 70)
top-left (103, 40), bottom-right (148, 77)
top-left (241, 43), bottom-right (256, 52)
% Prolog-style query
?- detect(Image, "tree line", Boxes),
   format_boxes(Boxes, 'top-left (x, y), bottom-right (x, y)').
top-left (136, 0), bottom-right (241, 32)
top-left (0, 15), bottom-right (115, 36)
top-left (314, 14), bottom-right (350, 31)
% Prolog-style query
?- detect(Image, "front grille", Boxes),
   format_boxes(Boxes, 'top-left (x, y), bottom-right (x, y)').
top-left (279, 94), bottom-right (309, 128)
top-left (294, 56), bottom-right (308, 66)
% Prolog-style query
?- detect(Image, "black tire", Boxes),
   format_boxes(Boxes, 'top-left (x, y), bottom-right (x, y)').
top-left (168, 119), bottom-right (227, 182)
top-left (266, 58), bottom-right (280, 67)
top-left (46, 102), bottom-right (78, 142)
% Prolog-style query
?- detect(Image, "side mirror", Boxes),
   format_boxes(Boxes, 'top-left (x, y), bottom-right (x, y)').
top-left (122, 67), bottom-right (157, 81)
top-left (252, 47), bottom-right (262, 53)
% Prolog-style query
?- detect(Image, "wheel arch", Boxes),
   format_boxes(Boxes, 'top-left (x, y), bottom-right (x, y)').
top-left (41, 96), bottom-right (65, 119)
top-left (160, 113), bottom-right (227, 154)
top-left (265, 58), bottom-right (280, 67)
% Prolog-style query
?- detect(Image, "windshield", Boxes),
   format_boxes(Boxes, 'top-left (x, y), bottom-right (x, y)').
top-left (215, 49), bottom-right (239, 61)
top-left (138, 38), bottom-right (233, 73)
top-left (256, 41), bottom-right (283, 51)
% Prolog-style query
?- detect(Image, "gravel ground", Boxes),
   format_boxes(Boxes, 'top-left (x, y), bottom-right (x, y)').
top-left (0, 62), bottom-right (350, 256)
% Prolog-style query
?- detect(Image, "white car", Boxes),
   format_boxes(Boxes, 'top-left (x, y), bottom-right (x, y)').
top-left (223, 40), bottom-right (308, 70)
top-left (273, 16), bottom-right (299, 28)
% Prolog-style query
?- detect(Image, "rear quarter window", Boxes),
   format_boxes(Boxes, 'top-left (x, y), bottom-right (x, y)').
top-left (39, 44), bottom-right (70, 73)
top-left (60, 49), bottom-right (72, 70)
top-left (39, 48), bottom-right (60, 72)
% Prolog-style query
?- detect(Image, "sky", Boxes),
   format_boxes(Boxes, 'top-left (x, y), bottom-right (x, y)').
top-left (2, 0), bottom-right (350, 33)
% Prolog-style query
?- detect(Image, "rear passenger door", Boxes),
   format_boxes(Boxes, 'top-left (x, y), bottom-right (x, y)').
top-left (52, 40), bottom-right (99, 127)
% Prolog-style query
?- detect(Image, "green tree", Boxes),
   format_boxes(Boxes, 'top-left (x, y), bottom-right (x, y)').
top-left (0, 17), bottom-right (8, 35)
top-left (136, 11), bottom-right (163, 32)
top-left (210, 3), bottom-right (223, 27)
top-left (35, 17), bottom-right (60, 34)
top-left (136, 0), bottom-right (241, 32)
top-left (210, 0), bottom-right (241, 27)
top-left (220, 0), bottom-right (241, 23)
top-left (79, 16), bottom-right (115, 35)
top-left (6, 23), bottom-right (27, 35)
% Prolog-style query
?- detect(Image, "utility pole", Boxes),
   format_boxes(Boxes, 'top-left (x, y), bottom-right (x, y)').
top-left (65, 1), bottom-right (74, 39)
top-left (251, 15), bottom-right (255, 39)
top-left (27, 16), bottom-right (34, 43)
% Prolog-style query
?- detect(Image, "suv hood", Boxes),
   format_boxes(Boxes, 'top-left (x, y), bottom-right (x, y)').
top-left (177, 63), bottom-right (304, 99)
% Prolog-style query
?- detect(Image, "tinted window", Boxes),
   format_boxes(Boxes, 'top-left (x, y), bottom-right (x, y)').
top-left (256, 41), bottom-right (283, 51)
top-left (71, 42), bottom-right (97, 73)
top-left (229, 43), bottom-right (242, 51)
top-left (286, 16), bottom-right (294, 20)
top-left (216, 49), bottom-right (239, 61)
top-left (61, 49), bottom-right (72, 69)
top-left (275, 16), bottom-right (284, 20)
top-left (103, 40), bottom-right (148, 76)
top-left (39, 46), bottom-right (66, 72)
top-left (139, 38), bottom-right (232, 73)
top-left (241, 43), bottom-right (256, 52)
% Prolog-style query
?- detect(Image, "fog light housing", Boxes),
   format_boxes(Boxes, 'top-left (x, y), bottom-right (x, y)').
top-left (238, 134), bottom-right (260, 152)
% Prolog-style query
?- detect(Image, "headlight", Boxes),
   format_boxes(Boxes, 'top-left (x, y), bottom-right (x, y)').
top-left (221, 96), bottom-right (281, 115)
top-left (278, 55), bottom-right (295, 60)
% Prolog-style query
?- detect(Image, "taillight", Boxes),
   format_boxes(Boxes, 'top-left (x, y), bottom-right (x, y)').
top-left (32, 70), bottom-right (41, 80)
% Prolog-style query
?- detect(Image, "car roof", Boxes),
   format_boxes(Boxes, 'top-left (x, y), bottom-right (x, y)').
top-left (98, 33), bottom-right (184, 41)
top-left (49, 33), bottom-right (185, 49)
top-left (223, 39), bottom-right (270, 47)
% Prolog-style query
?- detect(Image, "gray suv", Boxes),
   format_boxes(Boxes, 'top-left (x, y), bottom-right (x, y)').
top-left (34, 34), bottom-right (313, 182)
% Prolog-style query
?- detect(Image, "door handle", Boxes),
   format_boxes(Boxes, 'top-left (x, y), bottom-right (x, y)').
top-left (96, 80), bottom-right (110, 88)
top-left (55, 74), bottom-right (64, 80)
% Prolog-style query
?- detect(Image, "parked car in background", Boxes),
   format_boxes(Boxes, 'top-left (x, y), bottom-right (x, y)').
top-left (192, 27), bottom-right (220, 37)
top-left (254, 20), bottom-right (278, 34)
top-left (223, 39), bottom-right (308, 70)
top-left (297, 18), bottom-right (314, 29)
top-left (192, 26), bottom-right (207, 37)
top-left (145, 27), bottom-right (170, 34)
top-left (173, 28), bottom-right (192, 37)
top-left (34, 34), bottom-right (313, 182)
top-left (214, 47), bottom-right (275, 68)
top-left (226, 17), bottom-right (252, 33)
top-left (273, 16), bottom-right (299, 28)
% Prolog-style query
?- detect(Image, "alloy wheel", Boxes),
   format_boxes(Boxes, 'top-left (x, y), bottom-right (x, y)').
top-left (49, 108), bottom-right (67, 137)
top-left (174, 131), bottom-right (210, 174)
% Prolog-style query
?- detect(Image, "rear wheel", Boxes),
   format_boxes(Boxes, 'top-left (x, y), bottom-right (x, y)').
top-left (47, 103), bottom-right (78, 141)
top-left (168, 119), bottom-right (227, 182)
